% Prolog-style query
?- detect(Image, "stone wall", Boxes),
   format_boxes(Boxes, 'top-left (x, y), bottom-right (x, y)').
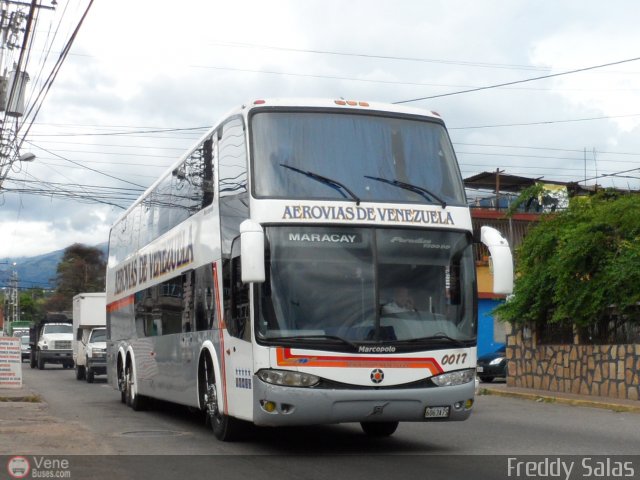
top-left (506, 325), bottom-right (640, 401)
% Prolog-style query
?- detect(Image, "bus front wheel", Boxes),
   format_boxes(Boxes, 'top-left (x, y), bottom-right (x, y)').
top-left (360, 421), bottom-right (399, 437)
top-left (200, 355), bottom-right (243, 442)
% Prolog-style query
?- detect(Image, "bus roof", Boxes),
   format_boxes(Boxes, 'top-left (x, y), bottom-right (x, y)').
top-left (110, 98), bottom-right (445, 228)
top-left (241, 97), bottom-right (443, 119)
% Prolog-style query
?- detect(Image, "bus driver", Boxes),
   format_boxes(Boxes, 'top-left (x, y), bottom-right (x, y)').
top-left (383, 287), bottom-right (416, 313)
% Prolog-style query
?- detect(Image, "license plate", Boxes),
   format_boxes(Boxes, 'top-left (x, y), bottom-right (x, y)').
top-left (476, 366), bottom-right (484, 373)
top-left (425, 406), bottom-right (450, 418)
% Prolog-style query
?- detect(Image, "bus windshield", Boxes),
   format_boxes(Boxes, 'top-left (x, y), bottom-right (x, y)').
top-left (251, 111), bottom-right (466, 206)
top-left (257, 226), bottom-right (476, 349)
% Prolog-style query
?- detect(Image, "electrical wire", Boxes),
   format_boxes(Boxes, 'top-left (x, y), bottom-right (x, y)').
top-left (26, 125), bottom-right (210, 137)
top-left (449, 113), bottom-right (640, 130)
top-left (17, 0), bottom-right (95, 145)
top-left (21, 0), bottom-right (73, 120)
top-left (209, 41), bottom-right (551, 72)
top-left (25, 141), bottom-right (148, 189)
top-left (394, 55), bottom-right (640, 104)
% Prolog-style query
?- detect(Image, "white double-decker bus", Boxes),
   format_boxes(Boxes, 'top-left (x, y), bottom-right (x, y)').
top-left (106, 98), bottom-right (513, 440)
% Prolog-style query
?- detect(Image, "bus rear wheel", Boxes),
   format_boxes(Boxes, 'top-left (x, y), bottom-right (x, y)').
top-left (360, 421), bottom-right (399, 437)
top-left (125, 364), bottom-right (147, 411)
top-left (200, 354), bottom-right (243, 442)
top-left (118, 360), bottom-right (126, 403)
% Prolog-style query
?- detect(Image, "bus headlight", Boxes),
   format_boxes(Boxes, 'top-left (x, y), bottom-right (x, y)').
top-left (431, 369), bottom-right (475, 387)
top-left (257, 369), bottom-right (320, 387)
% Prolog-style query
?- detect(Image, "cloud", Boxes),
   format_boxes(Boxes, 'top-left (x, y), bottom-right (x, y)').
top-left (2, 0), bottom-right (640, 258)
top-left (0, 217), bottom-right (110, 258)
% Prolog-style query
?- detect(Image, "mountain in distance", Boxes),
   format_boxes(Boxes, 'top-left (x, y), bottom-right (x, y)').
top-left (0, 243), bottom-right (108, 290)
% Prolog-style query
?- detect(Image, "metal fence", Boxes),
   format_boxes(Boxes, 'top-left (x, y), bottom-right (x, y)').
top-left (536, 316), bottom-right (640, 345)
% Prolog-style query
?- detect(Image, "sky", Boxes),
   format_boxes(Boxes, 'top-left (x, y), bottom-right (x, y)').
top-left (1, 0), bottom-right (640, 259)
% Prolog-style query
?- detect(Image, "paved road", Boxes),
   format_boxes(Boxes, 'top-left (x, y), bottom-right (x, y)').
top-left (3, 365), bottom-right (640, 480)
top-left (16, 364), bottom-right (640, 456)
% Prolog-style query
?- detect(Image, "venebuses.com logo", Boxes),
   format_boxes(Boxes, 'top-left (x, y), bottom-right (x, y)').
top-left (7, 456), bottom-right (30, 479)
top-left (7, 456), bottom-right (71, 478)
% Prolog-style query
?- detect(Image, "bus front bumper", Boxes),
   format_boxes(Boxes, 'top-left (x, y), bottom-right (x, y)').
top-left (252, 378), bottom-right (475, 427)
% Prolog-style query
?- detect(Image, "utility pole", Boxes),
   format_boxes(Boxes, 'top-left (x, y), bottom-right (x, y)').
top-left (0, 260), bottom-right (6, 333)
top-left (0, 0), bottom-right (54, 191)
top-left (593, 148), bottom-right (598, 191)
top-left (495, 168), bottom-right (504, 211)
top-left (7, 262), bottom-right (19, 323)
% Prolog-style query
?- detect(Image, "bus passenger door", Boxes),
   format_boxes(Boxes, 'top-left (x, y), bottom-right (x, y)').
top-left (222, 243), bottom-right (254, 421)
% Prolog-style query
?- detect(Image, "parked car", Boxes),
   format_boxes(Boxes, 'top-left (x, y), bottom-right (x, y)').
top-left (476, 345), bottom-right (507, 383)
top-left (21, 335), bottom-right (31, 362)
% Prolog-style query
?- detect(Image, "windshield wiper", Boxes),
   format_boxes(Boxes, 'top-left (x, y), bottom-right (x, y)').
top-left (400, 334), bottom-right (468, 348)
top-left (263, 334), bottom-right (359, 349)
top-left (364, 175), bottom-right (446, 209)
top-left (281, 164), bottom-right (361, 205)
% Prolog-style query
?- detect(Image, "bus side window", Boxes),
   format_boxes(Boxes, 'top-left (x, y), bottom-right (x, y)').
top-left (202, 137), bottom-right (214, 208)
top-left (194, 264), bottom-right (216, 331)
top-left (181, 271), bottom-right (195, 333)
top-left (224, 240), bottom-right (250, 341)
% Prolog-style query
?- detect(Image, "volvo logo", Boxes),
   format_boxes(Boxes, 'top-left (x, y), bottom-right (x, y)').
top-left (370, 368), bottom-right (384, 384)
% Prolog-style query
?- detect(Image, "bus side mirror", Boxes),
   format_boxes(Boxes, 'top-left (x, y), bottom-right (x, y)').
top-left (239, 219), bottom-right (265, 283)
top-left (480, 226), bottom-right (514, 295)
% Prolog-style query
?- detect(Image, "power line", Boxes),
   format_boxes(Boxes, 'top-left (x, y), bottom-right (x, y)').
top-left (394, 55), bottom-right (640, 104)
top-left (5, 177), bottom-right (145, 193)
top-left (30, 148), bottom-right (177, 159)
top-left (30, 161), bottom-right (160, 179)
top-left (17, 0), bottom-right (95, 144)
top-left (26, 125), bottom-right (210, 138)
top-left (26, 141), bottom-right (148, 189)
top-left (453, 142), bottom-right (640, 157)
top-left (19, 138), bottom-right (187, 151)
top-left (449, 113), bottom-right (640, 130)
top-left (455, 151), bottom-right (640, 166)
top-left (209, 41), bottom-right (551, 72)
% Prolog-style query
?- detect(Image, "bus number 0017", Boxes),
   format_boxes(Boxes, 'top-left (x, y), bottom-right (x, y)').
top-left (441, 353), bottom-right (467, 365)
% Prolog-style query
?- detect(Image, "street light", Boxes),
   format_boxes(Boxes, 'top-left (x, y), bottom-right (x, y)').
top-left (19, 152), bottom-right (35, 162)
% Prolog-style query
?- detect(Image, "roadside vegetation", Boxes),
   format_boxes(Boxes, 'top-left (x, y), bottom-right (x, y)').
top-left (496, 191), bottom-right (640, 338)
top-left (44, 243), bottom-right (106, 312)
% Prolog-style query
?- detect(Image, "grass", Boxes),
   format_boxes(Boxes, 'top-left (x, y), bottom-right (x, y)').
top-left (0, 394), bottom-right (41, 403)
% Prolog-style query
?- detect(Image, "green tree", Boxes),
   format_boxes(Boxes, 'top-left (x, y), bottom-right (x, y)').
top-left (19, 289), bottom-right (45, 322)
top-left (45, 244), bottom-right (106, 311)
top-left (496, 192), bottom-right (640, 330)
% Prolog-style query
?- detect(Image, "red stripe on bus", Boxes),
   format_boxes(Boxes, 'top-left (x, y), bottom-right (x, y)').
top-left (276, 347), bottom-right (443, 375)
top-left (107, 295), bottom-right (134, 313)
top-left (212, 261), bottom-right (229, 415)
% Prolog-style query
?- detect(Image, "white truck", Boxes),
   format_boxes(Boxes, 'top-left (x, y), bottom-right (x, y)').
top-left (72, 292), bottom-right (107, 383)
top-left (30, 313), bottom-right (74, 370)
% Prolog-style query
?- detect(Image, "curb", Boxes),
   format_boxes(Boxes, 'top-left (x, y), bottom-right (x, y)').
top-left (480, 387), bottom-right (640, 414)
top-left (0, 394), bottom-right (42, 403)
top-left (0, 386), bottom-right (42, 403)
